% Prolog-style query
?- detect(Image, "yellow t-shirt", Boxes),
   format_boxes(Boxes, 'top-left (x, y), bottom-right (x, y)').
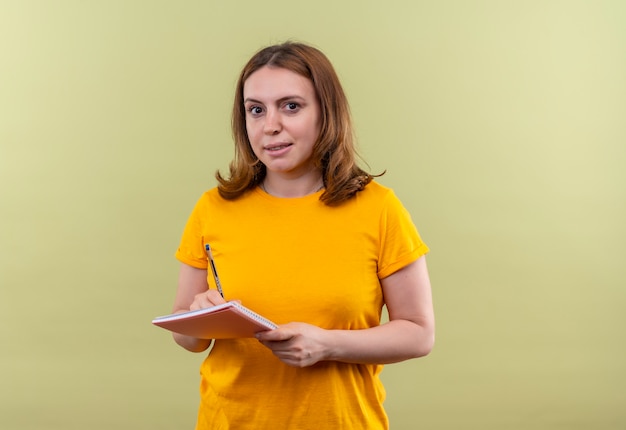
top-left (175, 181), bottom-right (429, 430)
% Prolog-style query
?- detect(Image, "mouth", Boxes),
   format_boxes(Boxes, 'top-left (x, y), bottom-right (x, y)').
top-left (265, 143), bottom-right (292, 152)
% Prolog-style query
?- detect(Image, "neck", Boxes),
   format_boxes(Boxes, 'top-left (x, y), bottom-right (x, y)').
top-left (261, 174), bottom-right (324, 198)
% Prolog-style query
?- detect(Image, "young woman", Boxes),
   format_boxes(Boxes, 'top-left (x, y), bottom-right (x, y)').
top-left (170, 41), bottom-right (434, 429)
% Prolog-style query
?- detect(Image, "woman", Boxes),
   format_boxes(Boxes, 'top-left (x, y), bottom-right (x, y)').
top-left (170, 41), bottom-right (434, 429)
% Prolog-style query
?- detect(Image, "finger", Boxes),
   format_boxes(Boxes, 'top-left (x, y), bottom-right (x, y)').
top-left (205, 289), bottom-right (227, 305)
top-left (190, 290), bottom-right (226, 310)
top-left (259, 342), bottom-right (293, 357)
top-left (256, 328), bottom-right (293, 342)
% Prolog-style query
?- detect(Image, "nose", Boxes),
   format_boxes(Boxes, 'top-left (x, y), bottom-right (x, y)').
top-left (263, 109), bottom-right (281, 135)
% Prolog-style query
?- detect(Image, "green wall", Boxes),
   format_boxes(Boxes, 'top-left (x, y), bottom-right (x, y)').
top-left (1, 1), bottom-right (624, 428)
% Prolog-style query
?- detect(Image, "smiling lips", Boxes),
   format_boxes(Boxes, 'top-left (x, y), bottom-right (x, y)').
top-left (266, 143), bottom-right (292, 152)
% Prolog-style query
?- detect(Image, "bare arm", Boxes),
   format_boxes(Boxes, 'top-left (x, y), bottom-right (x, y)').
top-left (256, 256), bottom-right (435, 367)
top-left (171, 263), bottom-right (226, 352)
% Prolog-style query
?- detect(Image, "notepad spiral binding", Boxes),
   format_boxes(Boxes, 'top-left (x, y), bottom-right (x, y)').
top-left (233, 302), bottom-right (278, 329)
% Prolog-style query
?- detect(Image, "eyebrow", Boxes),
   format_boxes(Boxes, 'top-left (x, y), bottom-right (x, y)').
top-left (243, 95), bottom-right (307, 104)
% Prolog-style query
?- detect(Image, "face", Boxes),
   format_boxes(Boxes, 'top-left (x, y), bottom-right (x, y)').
top-left (243, 66), bottom-right (322, 179)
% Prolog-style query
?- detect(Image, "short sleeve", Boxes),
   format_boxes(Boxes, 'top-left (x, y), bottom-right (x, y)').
top-left (377, 191), bottom-right (429, 279)
top-left (175, 193), bottom-right (210, 269)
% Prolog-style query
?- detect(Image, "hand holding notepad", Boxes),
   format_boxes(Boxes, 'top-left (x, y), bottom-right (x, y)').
top-left (153, 244), bottom-right (276, 339)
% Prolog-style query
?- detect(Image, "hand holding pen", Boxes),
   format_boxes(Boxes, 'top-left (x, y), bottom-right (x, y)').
top-left (186, 245), bottom-right (226, 312)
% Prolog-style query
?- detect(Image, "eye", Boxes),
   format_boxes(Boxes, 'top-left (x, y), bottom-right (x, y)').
top-left (247, 105), bottom-right (264, 116)
top-left (284, 102), bottom-right (300, 112)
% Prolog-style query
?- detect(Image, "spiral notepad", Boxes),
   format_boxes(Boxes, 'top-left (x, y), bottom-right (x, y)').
top-left (152, 301), bottom-right (277, 339)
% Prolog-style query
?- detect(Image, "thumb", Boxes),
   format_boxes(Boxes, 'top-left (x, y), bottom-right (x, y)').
top-left (255, 326), bottom-right (292, 342)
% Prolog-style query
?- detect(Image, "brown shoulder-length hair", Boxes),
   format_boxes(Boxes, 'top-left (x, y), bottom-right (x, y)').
top-left (216, 41), bottom-right (380, 206)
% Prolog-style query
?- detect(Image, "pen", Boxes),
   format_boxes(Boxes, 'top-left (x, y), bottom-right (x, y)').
top-left (205, 244), bottom-right (225, 299)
